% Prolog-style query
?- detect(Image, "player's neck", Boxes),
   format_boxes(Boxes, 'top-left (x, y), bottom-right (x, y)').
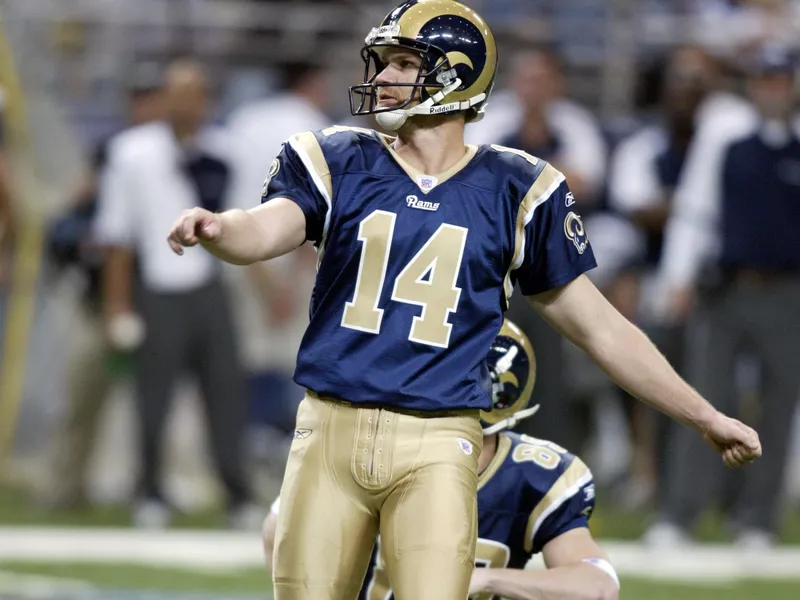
top-left (391, 118), bottom-right (467, 175)
top-left (477, 434), bottom-right (497, 475)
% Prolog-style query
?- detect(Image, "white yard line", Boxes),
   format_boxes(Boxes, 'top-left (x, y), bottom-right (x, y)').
top-left (0, 529), bottom-right (265, 571)
top-left (0, 528), bottom-right (799, 582)
top-left (0, 570), bottom-right (96, 595)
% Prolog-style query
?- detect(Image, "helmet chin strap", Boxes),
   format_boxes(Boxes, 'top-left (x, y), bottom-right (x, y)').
top-left (482, 404), bottom-right (540, 436)
top-left (375, 78), bottom-right (485, 131)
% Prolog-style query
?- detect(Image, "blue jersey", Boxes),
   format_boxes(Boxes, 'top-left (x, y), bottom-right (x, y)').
top-left (360, 431), bottom-right (596, 600)
top-left (262, 126), bottom-right (596, 412)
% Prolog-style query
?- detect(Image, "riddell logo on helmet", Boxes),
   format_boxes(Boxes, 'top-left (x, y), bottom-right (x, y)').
top-left (429, 104), bottom-right (457, 115)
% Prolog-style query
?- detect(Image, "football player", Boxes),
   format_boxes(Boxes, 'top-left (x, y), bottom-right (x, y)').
top-left (263, 320), bottom-right (620, 600)
top-left (167, 1), bottom-right (760, 598)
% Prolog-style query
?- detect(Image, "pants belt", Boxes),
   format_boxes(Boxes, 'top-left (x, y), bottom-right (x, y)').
top-left (307, 390), bottom-right (479, 419)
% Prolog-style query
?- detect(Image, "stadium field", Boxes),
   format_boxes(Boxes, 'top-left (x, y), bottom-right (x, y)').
top-left (2, 488), bottom-right (799, 599)
top-left (3, 486), bottom-right (800, 544)
top-left (1, 562), bottom-right (799, 600)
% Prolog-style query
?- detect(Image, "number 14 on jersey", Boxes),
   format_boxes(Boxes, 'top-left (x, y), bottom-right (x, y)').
top-left (341, 210), bottom-right (469, 349)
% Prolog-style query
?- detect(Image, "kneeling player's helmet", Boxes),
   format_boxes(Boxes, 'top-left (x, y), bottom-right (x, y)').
top-left (349, 0), bottom-right (498, 131)
top-left (481, 319), bottom-right (538, 435)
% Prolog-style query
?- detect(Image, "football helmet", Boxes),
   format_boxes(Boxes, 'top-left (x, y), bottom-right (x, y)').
top-left (349, 0), bottom-right (498, 131)
top-left (481, 319), bottom-right (538, 435)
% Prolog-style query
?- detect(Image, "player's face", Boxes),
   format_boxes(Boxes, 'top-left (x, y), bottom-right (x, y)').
top-left (374, 48), bottom-right (423, 109)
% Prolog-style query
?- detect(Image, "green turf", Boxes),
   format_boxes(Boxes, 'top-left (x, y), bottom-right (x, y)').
top-left (10, 484), bottom-right (800, 544)
top-left (620, 578), bottom-right (800, 600)
top-left (0, 486), bottom-right (224, 529)
top-left (587, 502), bottom-right (800, 544)
top-left (0, 562), bottom-right (272, 594)
top-left (1, 562), bottom-right (799, 599)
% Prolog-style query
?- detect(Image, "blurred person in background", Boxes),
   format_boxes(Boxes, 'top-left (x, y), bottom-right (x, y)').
top-left (95, 58), bottom-right (256, 529)
top-left (647, 44), bottom-right (800, 549)
top-left (467, 45), bottom-right (607, 206)
top-left (470, 45), bottom-right (608, 453)
top-left (692, 0), bottom-right (800, 58)
top-left (225, 62), bottom-right (330, 473)
top-left (41, 65), bottom-right (164, 509)
top-left (608, 46), bottom-right (721, 506)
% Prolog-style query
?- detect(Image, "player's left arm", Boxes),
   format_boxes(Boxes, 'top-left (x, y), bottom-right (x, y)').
top-left (469, 528), bottom-right (618, 600)
top-left (512, 170), bottom-right (760, 467)
top-left (530, 274), bottom-right (714, 429)
top-left (528, 274), bottom-right (759, 465)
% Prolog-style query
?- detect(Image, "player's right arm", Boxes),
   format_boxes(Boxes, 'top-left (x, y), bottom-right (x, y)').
top-left (167, 131), bottom-right (331, 265)
top-left (167, 198), bottom-right (306, 265)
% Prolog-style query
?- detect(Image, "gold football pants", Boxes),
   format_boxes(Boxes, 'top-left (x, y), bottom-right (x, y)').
top-left (272, 391), bottom-right (483, 600)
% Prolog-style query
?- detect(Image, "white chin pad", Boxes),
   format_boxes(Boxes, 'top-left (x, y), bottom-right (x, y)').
top-left (374, 78), bottom-right (462, 131)
top-left (376, 109), bottom-right (410, 131)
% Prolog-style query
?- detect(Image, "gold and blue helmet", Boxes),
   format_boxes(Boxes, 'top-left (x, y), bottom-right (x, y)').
top-left (481, 319), bottom-right (538, 435)
top-left (349, 0), bottom-right (498, 130)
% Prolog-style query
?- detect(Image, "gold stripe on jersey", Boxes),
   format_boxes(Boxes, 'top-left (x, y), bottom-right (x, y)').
top-left (289, 131), bottom-right (333, 200)
top-left (288, 131), bottom-right (332, 267)
top-left (523, 455), bottom-right (591, 553)
top-left (477, 431), bottom-right (512, 491)
top-left (503, 163), bottom-right (565, 302)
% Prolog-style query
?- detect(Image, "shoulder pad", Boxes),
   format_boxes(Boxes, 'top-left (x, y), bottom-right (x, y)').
top-left (505, 433), bottom-right (577, 491)
top-left (487, 144), bottom-right (550, 180)
top-left (307, 125), bottom-right (380, 158)
top-left (315, 124), bottom-right (377, 149)
top-left (282, 131), bottom-right (333, 202)
top-left (484, 145), bottom-right (566, 207)
top-left (305, 125), bottom-right (383, 181)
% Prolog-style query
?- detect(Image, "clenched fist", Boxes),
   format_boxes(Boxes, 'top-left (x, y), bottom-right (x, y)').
top-left (167, 207), bottom-right (222, 255)
top-left (702, 412), bottom-right (762, 468)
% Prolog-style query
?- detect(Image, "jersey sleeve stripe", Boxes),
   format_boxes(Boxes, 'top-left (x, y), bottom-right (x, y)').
top-left (512, 163), bottom-right (566, 271)
top-left (523, 456), bottom-right (593, 553)
top-left (503, 163), bottom-right (566, 300)
top-left (288, 132), bottom-right (333, 241)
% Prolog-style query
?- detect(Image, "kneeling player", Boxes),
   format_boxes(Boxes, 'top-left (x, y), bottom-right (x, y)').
top-left (263, 320), bottom-right (620, 600)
